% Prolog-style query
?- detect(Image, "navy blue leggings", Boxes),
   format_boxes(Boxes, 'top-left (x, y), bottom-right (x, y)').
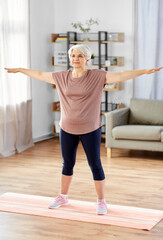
top-left (59, 127), bottom-right (105, 181)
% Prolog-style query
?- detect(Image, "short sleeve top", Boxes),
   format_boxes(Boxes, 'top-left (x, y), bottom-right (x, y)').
top-left (52, 69), bottom-right (107, 134)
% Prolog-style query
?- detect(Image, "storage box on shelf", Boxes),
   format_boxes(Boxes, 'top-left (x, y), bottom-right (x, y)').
top-left (52, 84), bottom-right (56, 90)
top-left (52, 101), bottom-right (60, 112)
top-left (51, 31), bottom-right (124, 139)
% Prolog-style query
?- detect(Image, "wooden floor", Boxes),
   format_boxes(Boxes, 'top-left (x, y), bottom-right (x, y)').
top-left (0, 137), bottom-right (163, 240)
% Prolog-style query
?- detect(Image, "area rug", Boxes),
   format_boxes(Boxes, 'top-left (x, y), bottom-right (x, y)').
top-left (0, 192), bottom-right (162, 230)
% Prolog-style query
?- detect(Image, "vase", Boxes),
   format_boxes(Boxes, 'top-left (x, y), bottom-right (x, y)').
top-left (82, 33), bottom-right (90, 41)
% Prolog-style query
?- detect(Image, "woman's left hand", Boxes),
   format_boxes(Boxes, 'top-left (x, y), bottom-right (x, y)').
top-left (146, 67), bottom-right (163, 74)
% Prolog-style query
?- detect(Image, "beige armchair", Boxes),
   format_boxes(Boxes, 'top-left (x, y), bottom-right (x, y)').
top-left (105, 98), bottom-right (163, 158)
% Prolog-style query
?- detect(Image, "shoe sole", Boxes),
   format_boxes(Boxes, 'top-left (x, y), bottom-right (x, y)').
top-left (96, 209), bottom-right (108, 215)
top-left (48, 202), bottom-right (69, 209)
top-left (96, 212), bottom-right (108, 215)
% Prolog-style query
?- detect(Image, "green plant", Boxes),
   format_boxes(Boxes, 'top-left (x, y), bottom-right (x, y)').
top-left (71, 18), bottom-right (99, 33)
top-left (113, 57), bottom-right (117, 65)
top-left (91, 54), bottom-right (95, 59)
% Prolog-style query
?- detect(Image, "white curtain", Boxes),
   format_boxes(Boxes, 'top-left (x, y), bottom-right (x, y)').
top-left (134, 0), bottom-right (163, 99)
top-left (0, 0), bottom-right (34, 157)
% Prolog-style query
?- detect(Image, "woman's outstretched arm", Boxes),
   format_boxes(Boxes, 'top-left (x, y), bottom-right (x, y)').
top-left (4, 68), bottom-right (54, 84)
top-left (105, 67), bottom-right (163, 84)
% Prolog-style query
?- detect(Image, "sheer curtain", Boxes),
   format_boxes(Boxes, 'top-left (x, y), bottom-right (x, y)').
top-left (134, 0), bottom-right (163, 99)
top-left (0, 0), bottom-right (34, 157)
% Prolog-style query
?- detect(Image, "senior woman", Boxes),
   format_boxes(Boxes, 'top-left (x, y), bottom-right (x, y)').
top-left (5, 45), bottom-right (162, 215)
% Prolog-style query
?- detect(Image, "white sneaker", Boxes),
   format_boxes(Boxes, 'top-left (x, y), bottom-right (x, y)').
top-left (48, 194), bottom-right (69, 209)
top-left (96, 199), bottom-right (108, 215)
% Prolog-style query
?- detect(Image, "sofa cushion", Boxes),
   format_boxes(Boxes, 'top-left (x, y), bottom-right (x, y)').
top-left (112, 125), bottom-right (163, 141)
top-left (129, 98), bottom-right (163, 125)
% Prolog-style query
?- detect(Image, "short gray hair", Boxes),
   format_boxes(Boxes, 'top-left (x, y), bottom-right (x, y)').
top-left (68, 44), bottom-right (92, 60)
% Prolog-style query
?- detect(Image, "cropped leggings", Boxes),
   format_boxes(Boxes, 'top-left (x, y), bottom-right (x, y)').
top-left (59, 127), bottom-right (105, 181)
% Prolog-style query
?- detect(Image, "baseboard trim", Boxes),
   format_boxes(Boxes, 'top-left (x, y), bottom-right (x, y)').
top-left (33, 133), bottom-right (57, 143)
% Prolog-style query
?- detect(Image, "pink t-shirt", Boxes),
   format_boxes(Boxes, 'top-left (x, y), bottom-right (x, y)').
top-left (52, 69), bottom-right (107, 134)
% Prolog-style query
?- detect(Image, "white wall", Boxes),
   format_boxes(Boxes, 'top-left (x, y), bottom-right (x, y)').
top-left (30, 0), bottom-right (135, 140)
top-left (29, 0), bottom-right (55, 141)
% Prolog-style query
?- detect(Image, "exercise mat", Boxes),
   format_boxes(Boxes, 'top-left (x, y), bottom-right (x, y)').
top-left (0, 192), bottom-right (162, 230)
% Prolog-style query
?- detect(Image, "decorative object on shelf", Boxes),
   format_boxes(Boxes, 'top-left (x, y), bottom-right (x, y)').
top-left (91, 53), bottom-right (95, 59)
top-left (112, 57), bottom-right (117, 66)
top-left (105, 60), bottom-right (111, 66)
top-left (71, 18), bottom-right (99, 41)
top-left (88, 54), bottom-right (95, 65)
top-left (104, 57), bottom-right (124, 66)
top-left (93, 56), bottom-right (123, 67)
top-left (104, 83), bottom-right (117, 89)
top-left (107, 33), bottom-right (122, 41)
top-left (105, 57), bottom-right (117, 66)
top-left (54, 51), bottom-right (67, 65)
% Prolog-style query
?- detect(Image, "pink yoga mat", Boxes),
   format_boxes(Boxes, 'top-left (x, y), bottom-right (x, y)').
top-left (0, 192), bottom-right (162, 230)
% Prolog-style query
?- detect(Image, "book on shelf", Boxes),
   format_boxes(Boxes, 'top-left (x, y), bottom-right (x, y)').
top-left (55, 40), bottom-right (67, 42)
top-left (55, 39), bottom-right (67, 42)
top-left (55, 36), bottom-right (67, 42)
top-left (51, 33), bottom-right (67, 42)
top-left (56, 37), bottom-right (67, 40)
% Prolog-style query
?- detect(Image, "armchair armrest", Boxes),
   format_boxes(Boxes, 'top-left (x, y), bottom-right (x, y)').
top-left (104, 107), bottom-right (130, 156)
top-left (105, 107), bottom-right (130, 129)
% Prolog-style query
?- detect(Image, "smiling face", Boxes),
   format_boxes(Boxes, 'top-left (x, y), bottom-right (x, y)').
top-left (70, 49), bottom-right (88, 69)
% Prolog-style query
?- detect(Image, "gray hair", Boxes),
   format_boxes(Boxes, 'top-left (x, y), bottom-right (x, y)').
top-left (68, 44), bottom-right (92, 60)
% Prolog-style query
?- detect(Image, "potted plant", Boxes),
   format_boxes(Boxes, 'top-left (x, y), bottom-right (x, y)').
top-left (112, 57), bottom-right (117, 66)
top-left (88, 54), bottom-right (95, 65)
top-left (71, 18), bottom-right (99, 41)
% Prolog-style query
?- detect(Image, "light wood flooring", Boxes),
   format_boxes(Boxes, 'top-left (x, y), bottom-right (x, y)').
top-left (0, 137), bottom-right (163, 240)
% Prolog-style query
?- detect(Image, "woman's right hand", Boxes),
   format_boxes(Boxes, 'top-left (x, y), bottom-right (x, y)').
top-left (4, 68), bottom-right (20, 73)
top-left (4, 68), bottom-right (54, 84)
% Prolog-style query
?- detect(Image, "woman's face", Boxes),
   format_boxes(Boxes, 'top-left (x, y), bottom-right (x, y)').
top-left (70, 49), bottom-right (88, 68)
